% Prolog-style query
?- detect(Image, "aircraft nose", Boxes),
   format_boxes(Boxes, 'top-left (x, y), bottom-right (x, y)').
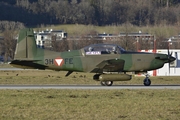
top-left (169, 56), bottom-right (176, 63)
top-left (155, 54), bottom-right (176, 63)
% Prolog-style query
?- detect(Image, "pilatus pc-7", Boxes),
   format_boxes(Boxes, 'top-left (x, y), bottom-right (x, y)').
top-left (10, 28), bottom-right (176, 86)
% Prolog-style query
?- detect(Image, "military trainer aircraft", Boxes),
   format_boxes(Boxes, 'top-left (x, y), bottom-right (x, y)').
top-left (10, 28), bottom-right (176, 86)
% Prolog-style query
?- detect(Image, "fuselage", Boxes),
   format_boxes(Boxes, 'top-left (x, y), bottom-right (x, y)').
top-left (11, 48), bottom-right (171, 73)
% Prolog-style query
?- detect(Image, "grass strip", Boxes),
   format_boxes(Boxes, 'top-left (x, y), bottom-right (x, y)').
top-left (0, 70), bottom-right (179, 85)
top-left (0, 89), bottom-right (179, 120)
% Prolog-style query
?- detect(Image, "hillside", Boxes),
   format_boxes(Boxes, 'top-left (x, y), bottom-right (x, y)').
top-left (0, 0), bottom-right (180, 27)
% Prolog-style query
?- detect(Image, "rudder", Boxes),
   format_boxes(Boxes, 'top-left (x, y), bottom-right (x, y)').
top-left (14, 28), bottom-right (37, 60)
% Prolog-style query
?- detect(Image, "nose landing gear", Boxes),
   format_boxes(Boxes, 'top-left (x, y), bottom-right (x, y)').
top-left (143, 74), bottom-right (151, 86)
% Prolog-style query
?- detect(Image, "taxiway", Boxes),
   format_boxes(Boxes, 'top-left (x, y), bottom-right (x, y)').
top-left (0, 85), bottom-right (179, 89)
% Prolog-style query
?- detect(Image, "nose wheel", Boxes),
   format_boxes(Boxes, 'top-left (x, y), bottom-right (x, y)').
top-left (143, 74), bottom-right (151, 86)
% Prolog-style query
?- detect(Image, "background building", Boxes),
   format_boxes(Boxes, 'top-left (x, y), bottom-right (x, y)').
top-left (34, 29), bottom-right (67, 49)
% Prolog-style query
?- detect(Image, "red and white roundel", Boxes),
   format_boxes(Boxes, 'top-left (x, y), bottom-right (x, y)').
top-left (54, 57), bottom-right (64, 66)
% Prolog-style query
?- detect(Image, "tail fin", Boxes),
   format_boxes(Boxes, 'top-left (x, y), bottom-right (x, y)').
top-left (14, 28), bottom-right (37, 60)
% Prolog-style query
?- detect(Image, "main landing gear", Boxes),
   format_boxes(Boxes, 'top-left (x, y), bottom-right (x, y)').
top-left (93, 74), bottom-right (114, 86)
top-left (143, 74), bottom-right (151, 86)
top-left (100, 81), bottom-right (113, 86)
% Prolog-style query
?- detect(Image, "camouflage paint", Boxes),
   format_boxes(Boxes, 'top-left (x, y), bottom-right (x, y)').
top-left (14, 28), bottom-right (37, 60)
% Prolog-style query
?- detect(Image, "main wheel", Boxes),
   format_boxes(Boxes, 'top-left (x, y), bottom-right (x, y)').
top-left (143, 78), bottom-right (151, 86)
top-left (100, 81), bottom-right (106, 86)
top-left (105, 81), bottom-right (113, 86)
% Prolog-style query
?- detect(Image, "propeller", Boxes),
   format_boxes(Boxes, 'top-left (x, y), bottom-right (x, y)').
top-left (155, 44), bottom-right (176, 74)
top-left (167, 48), bottom-right (175, 74)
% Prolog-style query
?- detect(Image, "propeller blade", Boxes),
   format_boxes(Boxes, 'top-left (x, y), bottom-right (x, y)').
top-left (167, 48), bottom-right (170, 58)
top-left (170, 52), bottom-right (173, 56)
top-left (168, 61), bottom-right (170, 74)
top-left (167, 47), bottom-right (171, 74)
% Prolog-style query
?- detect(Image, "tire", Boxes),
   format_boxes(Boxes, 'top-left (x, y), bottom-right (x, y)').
top-left (143, 78), bottom-right (151, 86)
top-left (100, 81), bottom-right (106, 86)
top-left (105, 81), bottom-right (113, 86)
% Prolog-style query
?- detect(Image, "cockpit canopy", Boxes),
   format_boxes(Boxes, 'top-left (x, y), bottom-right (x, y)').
top-left (83, 44), bottom-right (125, 55)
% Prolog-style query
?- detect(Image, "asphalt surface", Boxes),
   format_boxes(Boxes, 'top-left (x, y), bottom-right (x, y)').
top-left (0, 68), bottom-right (23, 70)
top-left (0, 85), bottom-right (179, 89)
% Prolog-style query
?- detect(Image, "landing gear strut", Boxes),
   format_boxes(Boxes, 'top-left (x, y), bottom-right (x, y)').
top-left (143, 74), bottom-right (151, 86)
top-left (100, 81), bottom-right (113, 86)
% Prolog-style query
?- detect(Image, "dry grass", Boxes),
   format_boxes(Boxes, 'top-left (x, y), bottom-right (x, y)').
top-left (0, 69), bottom-right (179, 85)
top-left (0, 89), bottom-right (179, 120)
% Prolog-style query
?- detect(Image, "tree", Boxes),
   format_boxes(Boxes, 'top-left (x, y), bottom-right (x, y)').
top-left (2, 30), bottom-right (17, 62)
top-left (78, 0), bottom-right (95, 24)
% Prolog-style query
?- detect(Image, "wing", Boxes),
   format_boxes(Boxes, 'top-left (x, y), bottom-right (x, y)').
top-left (91, 59), bottom-right (125, 73)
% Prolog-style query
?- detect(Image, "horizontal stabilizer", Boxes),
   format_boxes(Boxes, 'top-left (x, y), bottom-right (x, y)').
top-left (10, 60), bottom-right (47, 70)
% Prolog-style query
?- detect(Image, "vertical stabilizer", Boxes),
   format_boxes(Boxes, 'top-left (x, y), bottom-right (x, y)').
top-left (14, 28), bottom-right (37, 60)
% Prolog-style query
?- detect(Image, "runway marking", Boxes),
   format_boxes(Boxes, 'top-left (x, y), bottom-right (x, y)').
top-left (0, 85), bottom-right (179, 89)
